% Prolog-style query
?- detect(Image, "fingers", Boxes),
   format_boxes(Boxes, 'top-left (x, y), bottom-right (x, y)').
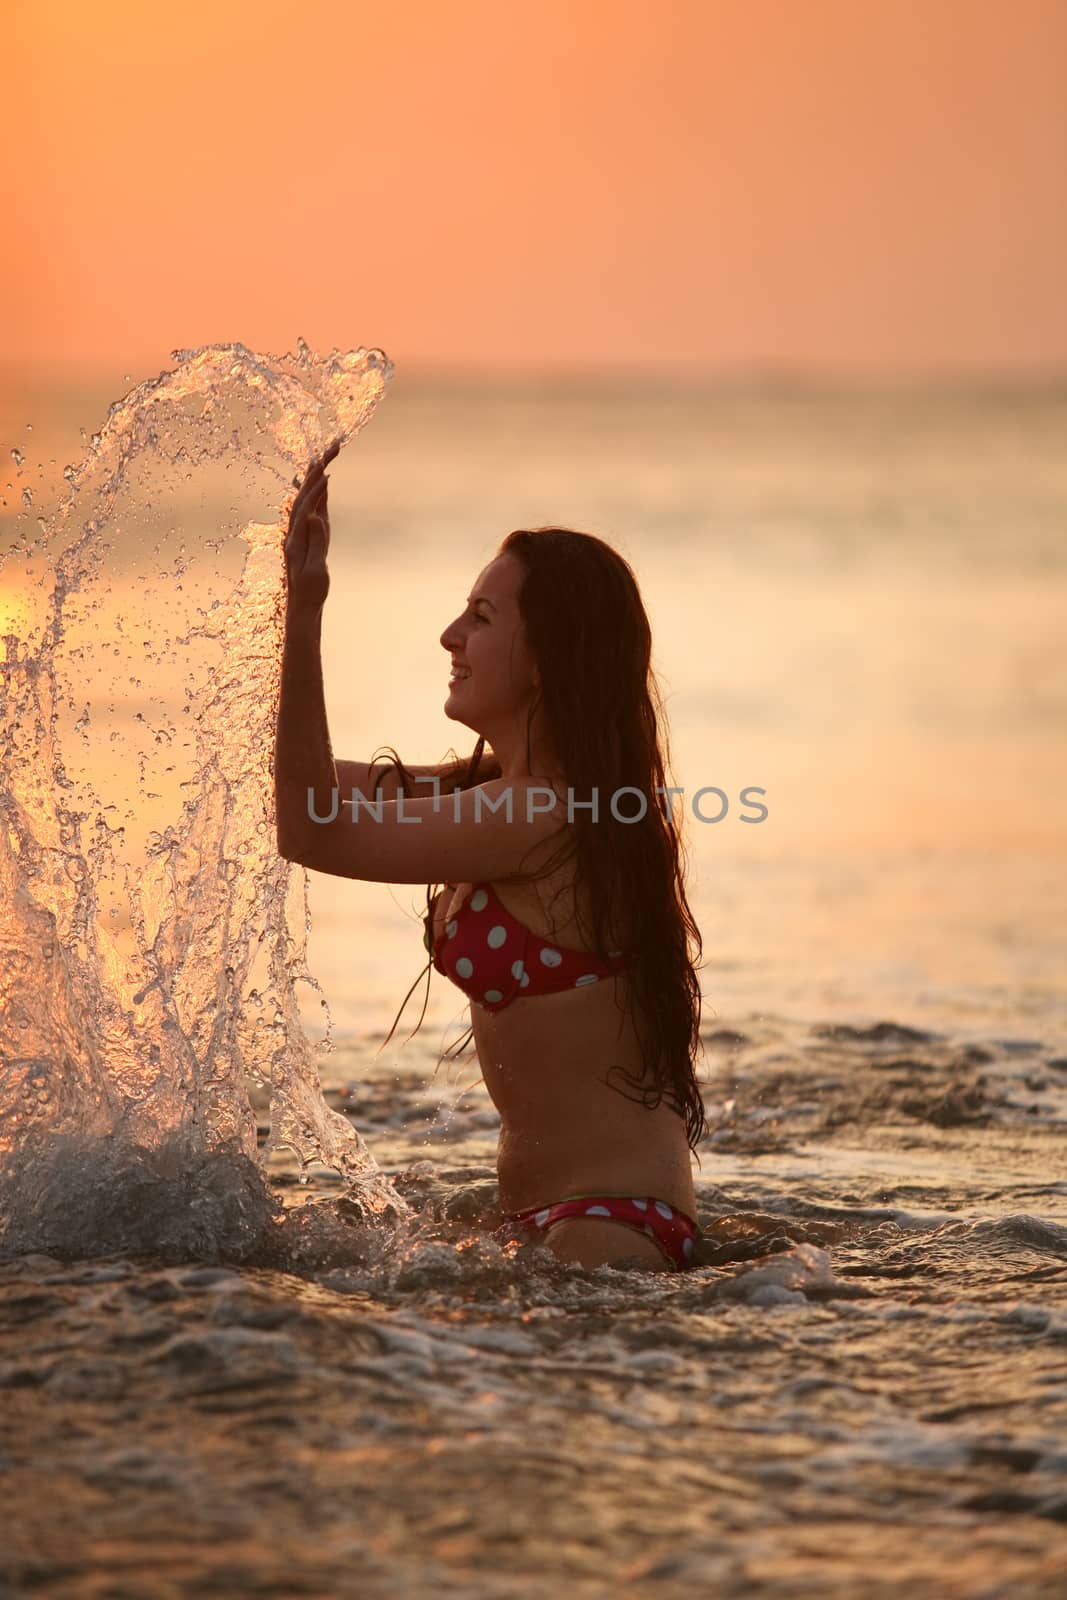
top-left (288, 499), bottom-right (329, 568)
top-left (305, 480), bottom-right (329, 532)
top-left (299, 481), bottom-right (326, 522)
top-left (304, 437), bottom-right (341, 482)
top-left (289, 449), bottom-right (336, 522)
top-left (293, 436), bottom-right (340, 488)
top-left (287, 482), bottom-right (329, 552)
top-left (292, 462), bottom-right (325, 513)
top-left (304, 480), bottom-right (331, 543)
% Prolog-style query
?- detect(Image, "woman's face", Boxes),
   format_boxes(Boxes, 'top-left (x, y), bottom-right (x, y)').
top-left (439, 553), bottom-right (540, 731)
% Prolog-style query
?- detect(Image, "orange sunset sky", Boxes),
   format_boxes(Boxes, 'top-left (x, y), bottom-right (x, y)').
top-left (2, 0), bottom-right (1065, 382)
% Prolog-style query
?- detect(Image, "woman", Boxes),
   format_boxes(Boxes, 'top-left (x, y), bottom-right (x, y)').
top-left (276, 442), bottom-right (710, 1272)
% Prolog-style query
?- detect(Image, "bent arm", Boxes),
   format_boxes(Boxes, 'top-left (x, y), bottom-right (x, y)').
top-left (287, 775), bottom-right (568, 884)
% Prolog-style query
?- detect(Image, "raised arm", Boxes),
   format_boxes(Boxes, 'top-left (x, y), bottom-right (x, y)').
top-left (274, 444), bottom-right (521, 878)
top-left (275, 443), bottom-right (341, 861)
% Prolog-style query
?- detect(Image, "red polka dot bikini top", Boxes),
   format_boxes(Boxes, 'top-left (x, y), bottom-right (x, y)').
top-left (425, 882), bottom-right (630, 1013)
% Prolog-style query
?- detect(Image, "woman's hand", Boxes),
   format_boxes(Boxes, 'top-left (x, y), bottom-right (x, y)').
top-left (284, 438), bottom-right (341, 617)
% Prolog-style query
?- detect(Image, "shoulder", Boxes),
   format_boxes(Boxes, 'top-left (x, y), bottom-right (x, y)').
top-left (472, 775), bottom-right (567, 820)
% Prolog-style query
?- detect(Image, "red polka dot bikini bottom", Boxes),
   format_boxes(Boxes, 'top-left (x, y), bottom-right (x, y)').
top-left (499, 1193), bottom-right (700, 1271)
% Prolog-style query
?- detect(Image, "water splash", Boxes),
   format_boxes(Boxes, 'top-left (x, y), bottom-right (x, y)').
top-left (0, 339), bottom-right (409, 1258)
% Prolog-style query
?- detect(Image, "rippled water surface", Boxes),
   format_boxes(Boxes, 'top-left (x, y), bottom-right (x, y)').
top-left (1, 365), bottom-right (1065, 1597)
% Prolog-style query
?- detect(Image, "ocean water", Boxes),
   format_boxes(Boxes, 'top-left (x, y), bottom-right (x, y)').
top-left (1, 357), bottom-right (1066, 1597)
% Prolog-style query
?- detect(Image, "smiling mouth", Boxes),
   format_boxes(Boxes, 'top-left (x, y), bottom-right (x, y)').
top-left (448, 669), bottom-right (471, 684)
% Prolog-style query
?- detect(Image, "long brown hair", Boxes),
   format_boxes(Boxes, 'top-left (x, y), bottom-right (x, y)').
top-left (376, 527), bottom-right (710, 1160)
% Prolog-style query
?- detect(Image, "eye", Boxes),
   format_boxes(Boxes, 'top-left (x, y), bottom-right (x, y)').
top-left (473, 611), bottom-right (490, 625)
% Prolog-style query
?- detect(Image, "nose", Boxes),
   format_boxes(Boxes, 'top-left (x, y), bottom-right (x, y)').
top-left (440, 615), bottom-right (464, 652)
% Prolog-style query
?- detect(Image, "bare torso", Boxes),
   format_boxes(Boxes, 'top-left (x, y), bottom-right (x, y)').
top-left (430, 854), bottom-right (699, 1226)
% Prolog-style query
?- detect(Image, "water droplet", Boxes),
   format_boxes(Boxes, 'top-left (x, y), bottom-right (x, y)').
top-left (1, 340), bottom-right (401, 1222)
top-left (21, 488), bottom-right (32, 506)
top-left (10, 447), bottom-right (23, 467)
